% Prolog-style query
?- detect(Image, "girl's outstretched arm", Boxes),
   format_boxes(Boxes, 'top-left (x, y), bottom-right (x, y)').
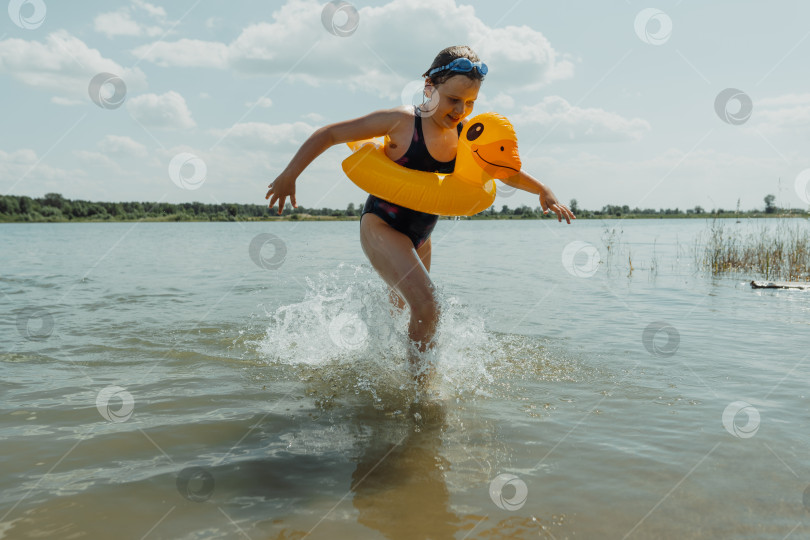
top-left (501, 170), bottom-right (576, 224)
top-left (265, 108), bottom-right (406, 214)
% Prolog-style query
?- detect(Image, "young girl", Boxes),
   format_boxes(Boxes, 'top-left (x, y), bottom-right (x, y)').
top-left (266, 45), bottom-right (575, 379)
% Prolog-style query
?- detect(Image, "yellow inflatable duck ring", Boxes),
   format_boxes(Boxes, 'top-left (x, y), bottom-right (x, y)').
top-left (342, 112), bottom-right (521, 216)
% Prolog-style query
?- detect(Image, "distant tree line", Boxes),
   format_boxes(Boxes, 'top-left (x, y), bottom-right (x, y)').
top-left (0, 193), bottom-right (367, 222)
top-left (474, 194), bottom-right (803, 219)
top-left (0, 193), bottom-right (803, 223)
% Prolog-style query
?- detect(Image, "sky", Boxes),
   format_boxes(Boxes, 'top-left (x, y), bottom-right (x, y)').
top-left (1, 0), bottom-right (809, 212)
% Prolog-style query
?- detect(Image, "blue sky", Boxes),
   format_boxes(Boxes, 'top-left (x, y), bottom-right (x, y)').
top-left (1, 0), bottom-right (808, 212)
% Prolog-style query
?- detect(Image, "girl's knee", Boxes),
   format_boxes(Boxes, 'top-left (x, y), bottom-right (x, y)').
top-left (410, 296), bottom-right (440, 321)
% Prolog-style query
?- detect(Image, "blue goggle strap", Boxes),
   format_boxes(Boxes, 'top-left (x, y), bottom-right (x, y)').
top-left (428, 59), bottom-right (488, 77)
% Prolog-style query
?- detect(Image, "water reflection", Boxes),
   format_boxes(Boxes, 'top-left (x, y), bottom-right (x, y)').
top-left (350, 400), bottom-right (461, 539)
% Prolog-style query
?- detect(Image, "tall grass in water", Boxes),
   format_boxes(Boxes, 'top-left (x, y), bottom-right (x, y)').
top-left (698, 218), bottom-right (810, 281)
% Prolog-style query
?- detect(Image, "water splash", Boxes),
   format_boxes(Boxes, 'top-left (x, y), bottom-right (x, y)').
top-left (254, 264), bottom-right (575, 409)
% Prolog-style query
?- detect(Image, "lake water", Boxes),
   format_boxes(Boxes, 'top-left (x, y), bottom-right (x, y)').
top-left (2, 218), bottom-right (809, 539)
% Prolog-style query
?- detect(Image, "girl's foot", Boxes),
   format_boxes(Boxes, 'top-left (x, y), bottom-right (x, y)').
top-left (408, 342), bottom-right (437, 388)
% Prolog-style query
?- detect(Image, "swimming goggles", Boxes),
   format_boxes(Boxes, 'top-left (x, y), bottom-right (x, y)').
top-left (428, 58), bottom-right (488, 77)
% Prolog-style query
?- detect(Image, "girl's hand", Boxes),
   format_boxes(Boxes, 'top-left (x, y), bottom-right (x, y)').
top-left (266, 173), bottom-right (297, 215)
top-left (539, 186), bottom-right (575, 224)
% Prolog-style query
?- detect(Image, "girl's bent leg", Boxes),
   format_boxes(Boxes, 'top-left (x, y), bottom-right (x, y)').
top-left (360, 214), bottom-right (440, 377)
top-left (388, 237), bottom-right (431, 311)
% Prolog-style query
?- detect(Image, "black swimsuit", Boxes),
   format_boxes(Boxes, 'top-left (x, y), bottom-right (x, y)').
top-left (361, 106), bottom-right (463, 250)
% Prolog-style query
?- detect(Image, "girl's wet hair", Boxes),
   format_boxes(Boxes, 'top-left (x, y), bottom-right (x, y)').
top-left (422, 45), bottom-right (485, 86)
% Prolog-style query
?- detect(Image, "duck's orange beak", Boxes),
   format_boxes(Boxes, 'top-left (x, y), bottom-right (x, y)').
top-left (471, 140), bottom-right (521, 180)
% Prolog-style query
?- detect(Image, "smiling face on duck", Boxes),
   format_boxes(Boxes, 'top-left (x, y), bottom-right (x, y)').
top-left (422, 74), bottom-right (482, 130)
top-left (459, 113), bottom-right (522, 180)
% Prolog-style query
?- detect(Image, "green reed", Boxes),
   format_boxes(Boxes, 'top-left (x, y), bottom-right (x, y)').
top-left (698, 218), bottom-right (810, 281)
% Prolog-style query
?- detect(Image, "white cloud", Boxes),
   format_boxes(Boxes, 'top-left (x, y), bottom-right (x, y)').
top-left (758, 93), bottom-right (810, 108)
top-left (513, 96), bottom-right (651, 143)
top-left (208, 121), bottom-right (316, 150)
top-left (0, 31), bottom-right (147, 101)
top-left (752, 93), bottom-right (810, 138)
top-left (51, 96), bottom-right (83, 106)
top-left (74, 150), bottom-right (123, 172)
top-left (303, 112), bottom-right (325, 123)
top-left (98, 135), bottom-right (149, 159)
top-left (480, 92), bottom-right (515, 110)
top-left (132, 0), bottom-right (167, 20)
top-left (94, 0), bottom-right (167, 38)
top-left (131, 0), bottom-right (574, 98)
top-left (133, 38), bottom-right (229, 68)
top-left (0, 148), bottom-right (79, 197)
top-left (94, 11), bottom-right (143, 37)
top-left (2, 148), bottom-right (37, 167)
top-left (246, 97), bottom-right (273, 108)
top-left (517, 147), bottom-right (799, 211)
top-left (127, 91), bottom-right (196, 129)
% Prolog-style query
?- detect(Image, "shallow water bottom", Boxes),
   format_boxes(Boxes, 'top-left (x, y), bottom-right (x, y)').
top-left (3, 220), bottom-right (810, 539)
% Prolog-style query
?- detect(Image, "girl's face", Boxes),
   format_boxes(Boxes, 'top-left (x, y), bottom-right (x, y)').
top-left (424, 75), bottom-right (482, 129)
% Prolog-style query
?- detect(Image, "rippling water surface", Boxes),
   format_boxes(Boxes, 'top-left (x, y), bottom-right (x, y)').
top-left (2, 218), bottom-right (809, 539)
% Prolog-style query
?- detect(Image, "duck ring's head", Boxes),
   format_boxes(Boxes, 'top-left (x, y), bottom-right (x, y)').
top-left (459, 112), bottom-right (522, 180)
